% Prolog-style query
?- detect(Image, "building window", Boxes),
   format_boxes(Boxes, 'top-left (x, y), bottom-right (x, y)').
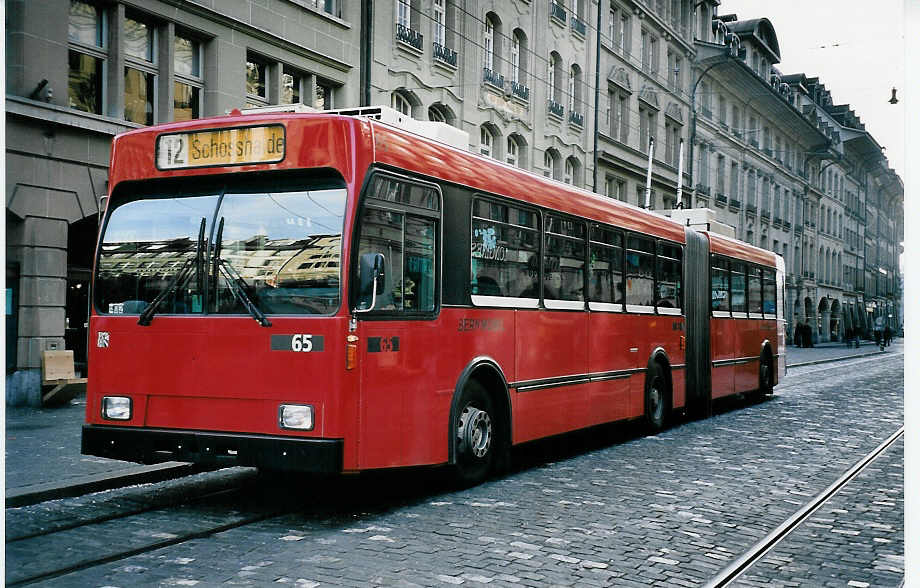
top-left (433, 0), bottom-right (446, 46)
top-left (544, 149), bottom-right (560, 179)
top-left (619, 12), bottom-right (631, 54)
top-left (569, 65), bottom-right (582, 112)
top-left (480, 126), bottom-right (496, 158)
top-left (174, 34), bottom-right (202, 121)
top-left (606, 177), bottom-right (626, 201)
top-left (124, 14), bottom-right (156, 125)
top-left (391, 91), bottom-right (412, 115)
top-left (68, 1), bottom-right (106, 115)
top-left (506, 137), bottom-right (518, 166)
top-left (246, 57), bottom-right (268, 107)
top-left (397, 0), bottom-right (410, 28)
top-left (639, 104), bottom-right (656, 151)
top-left (428, 102), bottom-right (454, 125)
top-left (281, 68), bottom-right (302, 105)
top-left (483, 14), bottom-right (501, 73)
top-left (314, 79), bottom-right (333, 110)
top-left (608, 90), bottom-right (629, 144)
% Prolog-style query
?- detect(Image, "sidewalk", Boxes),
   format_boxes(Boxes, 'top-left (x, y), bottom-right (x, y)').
top-left (785, 337), bottom-right (902, 367)
top-left (4, 338), bottom-right (902, 507)
top-left (5, 399), bottom-right (193, 507)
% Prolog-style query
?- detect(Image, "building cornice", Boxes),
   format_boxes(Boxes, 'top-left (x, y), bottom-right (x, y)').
top-left (5, 95), bottom-right (140, 136)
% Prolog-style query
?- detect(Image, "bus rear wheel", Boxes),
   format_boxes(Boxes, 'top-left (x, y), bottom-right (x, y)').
top-left (453, 380), bottom-right (496, 486)
top-left (756, 357), bottom-right (773, 401)
top-left (644, 362), bottom-right (668, 433)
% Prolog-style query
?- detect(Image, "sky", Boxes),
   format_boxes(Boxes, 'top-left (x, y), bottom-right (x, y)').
top-left (720, 0), bottom-right (905, 178)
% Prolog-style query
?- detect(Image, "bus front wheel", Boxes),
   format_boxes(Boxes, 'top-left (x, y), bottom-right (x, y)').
top-left (453, 380), bottom-right (496, 485)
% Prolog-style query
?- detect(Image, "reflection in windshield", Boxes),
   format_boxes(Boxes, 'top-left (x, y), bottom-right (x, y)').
top-left (95, 185), bottom-right (346, 317)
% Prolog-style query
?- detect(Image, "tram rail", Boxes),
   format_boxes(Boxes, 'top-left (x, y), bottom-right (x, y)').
top-left (704, 426), bottom-right (904, 587)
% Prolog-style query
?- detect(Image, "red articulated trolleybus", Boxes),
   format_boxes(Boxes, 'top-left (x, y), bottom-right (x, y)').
top-left (82, 106), bottom-right (785, 484)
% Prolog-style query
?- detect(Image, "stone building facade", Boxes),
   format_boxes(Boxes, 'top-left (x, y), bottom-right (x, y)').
top-left (5, 0), bottom-right (902, 401)
top-left (688, 12), bottom-right (903, 342)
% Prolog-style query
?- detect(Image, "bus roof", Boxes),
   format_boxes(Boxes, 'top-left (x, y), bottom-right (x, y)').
top-left (706, 230), bottom-right (779, 267)
top-left (367, 119), bottom-right (687, 244)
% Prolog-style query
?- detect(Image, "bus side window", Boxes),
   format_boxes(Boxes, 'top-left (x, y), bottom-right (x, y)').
top-left (748, 265), bottom-right (762, 314)
top-left (625, 235), bottom-right (655, 308)
top-left (470, 197), bottom-right (539, 301)
top-left (588, 224), bottom-right (624, 307)
top-left (710, 257), bottom-right (730, 312)
top-left (656, 241), bottom-right (682, 311)
top-left (730, 261), bottom-right (747, 315)
top-left (763, 268), bottom-right (777, 315)
top-left (544, 214), bottom-right (586, 302)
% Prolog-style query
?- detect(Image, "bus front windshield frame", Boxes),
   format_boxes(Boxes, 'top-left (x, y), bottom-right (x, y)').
top-left (94, 175), bottom-right (347, 320)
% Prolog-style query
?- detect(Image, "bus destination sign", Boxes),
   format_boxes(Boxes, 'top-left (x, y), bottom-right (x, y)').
top-left (156, 124), bottom-right (285, 170)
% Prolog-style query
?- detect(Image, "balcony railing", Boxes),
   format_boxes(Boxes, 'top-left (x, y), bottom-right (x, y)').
top-left (716, 194), bottom-right (728, 206)
top-left (795, 224), bottom-right (803, 233)
top-left (569, 110), bottom-right (584, 127)
top-left (761, 210), bottom-right (771, 221)
top-left (395, 24), bottom-right (423, 51)
top-left (729, 198), bottom-right (741, 209)
top-left (511, 81), bottom-right (529, 101)
top-left (433, 42), bottom-right (457, 67)
top-left (571, 15), bottom-right (586, 36)
top-left (550, 1), bottom-right (567, 24)
top-left (548, 99), bottom-right (564, 118)
top-left (783, 221), bottom-right (792, 231)
top-left (746, 204), bottom-right (757, 214)
top-left (483, 67), bottom-right (504, 89)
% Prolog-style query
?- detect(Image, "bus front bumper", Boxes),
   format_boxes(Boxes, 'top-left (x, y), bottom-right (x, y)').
top-left (82, 425), bottom-right (343, 473)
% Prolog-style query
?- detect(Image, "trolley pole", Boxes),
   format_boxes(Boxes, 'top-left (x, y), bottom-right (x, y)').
top-left (676, 138), bottom-right (685, 206)
top-left (644, 137), bottom-right (655, 209)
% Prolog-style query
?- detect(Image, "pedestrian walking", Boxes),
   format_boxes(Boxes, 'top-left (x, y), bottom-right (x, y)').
top-left (884, 325), bottom-right (892, 346)
top-left (794, 322), bottom-right (803, 347)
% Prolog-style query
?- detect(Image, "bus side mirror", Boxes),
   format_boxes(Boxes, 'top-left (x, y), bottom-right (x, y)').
top-left (356, 253), bottom-right (386, 312)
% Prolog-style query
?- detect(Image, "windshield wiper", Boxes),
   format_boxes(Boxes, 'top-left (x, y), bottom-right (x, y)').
top-left (212, 217), bottom-right (272, 327)
top-left (138, 217), bottom-right (206, 326)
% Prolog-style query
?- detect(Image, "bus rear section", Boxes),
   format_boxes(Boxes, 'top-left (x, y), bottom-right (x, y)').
top-left (83, 116), bottom-right (365, 473)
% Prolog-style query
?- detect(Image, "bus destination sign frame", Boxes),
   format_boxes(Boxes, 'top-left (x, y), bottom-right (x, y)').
top-left (156, 124), bottom-right (286, 170)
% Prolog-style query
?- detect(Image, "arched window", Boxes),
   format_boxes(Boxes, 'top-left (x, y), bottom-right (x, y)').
top-left (390, 89), bottom-right (419, 116)
top-left (564, 159), bottom-right (573, 184)
top-left (480, 124), bottom-right (499, 159)
top-left (483, 13), bottom-right (502, 74)
top-left (392, 92), bottom-right (412, 116)
top-left (549, 51), bottom-right (563, 103)
top-left (427, 102), bottom-right (455, 126)
top-left (511, 29), bottom-right (528, 85)
top-left (569, 64), bottom-right (583, 111)
top-left (544, 148), bottom-right (560, 179)
top-left (507, 134), bottom-right (527, 168)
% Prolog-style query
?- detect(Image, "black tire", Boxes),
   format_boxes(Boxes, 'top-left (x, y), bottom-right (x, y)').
top-left (644, 362), bottom-right (668, 433)
top-left (756, 356), bottom-right (773, 401)
top-left (452, 380), bottom-right (497, 486)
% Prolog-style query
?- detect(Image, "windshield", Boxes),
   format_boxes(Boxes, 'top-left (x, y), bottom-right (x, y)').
top-left (95, 180), bottom-right (347, 317)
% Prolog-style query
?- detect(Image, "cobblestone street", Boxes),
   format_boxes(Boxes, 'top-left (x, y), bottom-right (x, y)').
top-left (5, 350), bottom-right (903, 587)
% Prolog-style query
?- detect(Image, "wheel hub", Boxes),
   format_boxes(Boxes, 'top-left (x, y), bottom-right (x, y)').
top-left (458, 405), bottom-right (492, 459)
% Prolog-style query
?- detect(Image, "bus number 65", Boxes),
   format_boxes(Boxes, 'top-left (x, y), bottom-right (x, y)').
top-left (291, 334), bottom-right (313, 352)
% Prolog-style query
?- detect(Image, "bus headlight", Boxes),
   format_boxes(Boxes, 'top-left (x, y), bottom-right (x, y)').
top-left (101, 396), bottom-right (132, 420)
top-left (279, 404), bottom-right (314, 430)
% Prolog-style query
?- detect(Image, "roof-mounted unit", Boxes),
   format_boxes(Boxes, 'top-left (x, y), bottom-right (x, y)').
top-left (240, 103), bottom-right (319, 115)
top-left (326, 105), bottom-right (470, 151)
top-left (239, 103), bottom-right (470, 151)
